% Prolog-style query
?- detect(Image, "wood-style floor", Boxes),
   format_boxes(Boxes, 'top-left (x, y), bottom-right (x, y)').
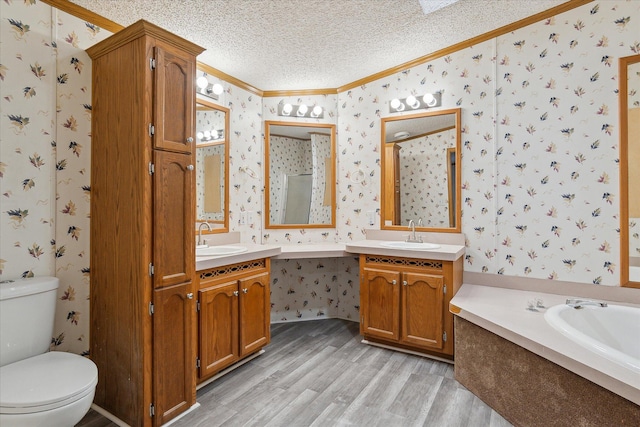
top-left (77, 319), bottom-right (511, 427)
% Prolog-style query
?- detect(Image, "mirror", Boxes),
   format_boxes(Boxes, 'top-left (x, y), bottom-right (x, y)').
top-left (195, 97), bottom-right (229, 233)
top-left (381, 108), bottom-right (461, 233)
top-left (620, 54), bottom-right (640, 288)
top-left (264, 121), bottom-right (336, 228)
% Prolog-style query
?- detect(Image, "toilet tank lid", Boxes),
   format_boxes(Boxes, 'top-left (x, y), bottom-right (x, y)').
top-left (0, 276), bottom-right (59, 301)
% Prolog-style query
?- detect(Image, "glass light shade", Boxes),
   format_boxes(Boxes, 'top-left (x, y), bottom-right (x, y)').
top-left (406, 95), bottom-right (420, 109)
top-left (212, 83), bottom-right (224, 95)
top-left (297, 104), bottom-right (308, 116)
top-left (196, 76), bottom-right (208, 90)
top-left (203, 130), bottom-right (211, 139)
top-left (197, 131), bottom-right (204, 140)
top-left (390, 98), bottom-right (402, 110)
top-left (282, 103), bottom-right (293, 115)
top-left (423, 93), bottom-right (437, 107)
top-left (312, 105), bottom-right (323, 116)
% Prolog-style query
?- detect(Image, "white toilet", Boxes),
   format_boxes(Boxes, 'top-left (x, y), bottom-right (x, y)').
top-left (0, 277), bottom-right (98, 427)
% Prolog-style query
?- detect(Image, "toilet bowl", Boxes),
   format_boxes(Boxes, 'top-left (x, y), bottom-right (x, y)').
top-left (0, 277), bottom-right (98, 426)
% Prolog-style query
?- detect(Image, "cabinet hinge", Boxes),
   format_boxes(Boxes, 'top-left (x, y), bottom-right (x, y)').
top-left (443, 284), bottom-right (447, 295)
top-left (150, 403), bottom-right (155, 417)
top-left (149, 263), bottom-right (154, 276)
top-left (196, 300), bottom-right (200, 312)
top-left (148, 123), bottom-right (155, 136)
top-left (149, 302), bottom-right (154, 316)
top-left (149, 58), bottom-right (156, 70)
top-left (196, 357), bottom-right (201, 369)
top-left (148, 162), bottom-right (155, 175)
top-left (443, 331), bottom-right (447, 342)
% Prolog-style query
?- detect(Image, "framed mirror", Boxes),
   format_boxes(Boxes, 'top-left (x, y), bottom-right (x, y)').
top-left (264, 121), bottom-right (336, 229)
top-left (195, 97), bottom-right (229, 233)
top-left (381, 108), bottom-right (461, 233)
top-left (619, 54), bottom-right (640, 288)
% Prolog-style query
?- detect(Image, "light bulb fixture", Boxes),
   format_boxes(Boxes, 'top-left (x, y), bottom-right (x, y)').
top-left (389, 92), bottom-right (441, 113)
top-left (196, 73), bottom-right (224, 100)
top-left (277, 103), bottom-right (324, 119)
top-left (296, 104), bottom-right (308, 116)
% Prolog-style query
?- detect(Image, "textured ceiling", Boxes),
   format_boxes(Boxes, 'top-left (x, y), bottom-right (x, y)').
top-left (69, 0), bottom-right (567, 91)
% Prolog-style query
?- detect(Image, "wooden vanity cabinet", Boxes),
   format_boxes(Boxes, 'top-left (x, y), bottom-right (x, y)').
top-left (87, 20), bottom-right (204, 427)
top-left (359, 254), bottom-right (462, 358)
top-left (197, 259), bottom-right (271, 382)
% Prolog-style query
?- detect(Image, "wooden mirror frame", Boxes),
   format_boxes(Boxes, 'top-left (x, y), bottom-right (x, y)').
top-left (264, 121), bottom-right (337, 229)
top-left (380, 108), bottom-right (462, 233)
top-left (619, 54), bottom-right (640, 289)
top-left (195, 96), bottom-right (229, 234)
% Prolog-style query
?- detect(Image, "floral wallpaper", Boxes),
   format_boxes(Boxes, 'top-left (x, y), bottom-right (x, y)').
top-left (398, 129), bottom-right (456, 227)
top-left (1, 0), bottom-right (639, 356)
top-left (1, 1), bottom-right (112, 355)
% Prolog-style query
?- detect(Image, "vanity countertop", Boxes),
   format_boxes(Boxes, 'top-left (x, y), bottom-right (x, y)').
top-left (275, 243), bottom-right (348, 259)
top-left (196, 244), bottom-right (281, 271)
top-left (345, 239), bottom-right (465, 261)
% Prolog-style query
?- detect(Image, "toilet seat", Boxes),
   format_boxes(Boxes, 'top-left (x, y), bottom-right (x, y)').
top-left (0, 351), bottom-right (98, 414)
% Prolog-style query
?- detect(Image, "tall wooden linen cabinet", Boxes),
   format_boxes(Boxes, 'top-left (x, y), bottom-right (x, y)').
top-left (87, 21), bottom-right (204, 427)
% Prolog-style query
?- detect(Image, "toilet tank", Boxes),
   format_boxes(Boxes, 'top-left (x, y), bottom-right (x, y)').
top-left (0, 276), bottom-right (59, 367)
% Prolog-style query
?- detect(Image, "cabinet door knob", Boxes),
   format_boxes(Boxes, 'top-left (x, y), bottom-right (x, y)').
top-left (187, 164), bottom-right (194, 171)
top-left (242, 288), bottom-right (248, 294)
top-left (391, 280), bottom-right (397, 285)
top-left (403, 281), bottom-right (408, 286)
top-left (233, 291), bottom-right (239, 297)
top-left (186, 137), bottom-right (194, 143)
top-left (186, 292), bottom-right (194, 299)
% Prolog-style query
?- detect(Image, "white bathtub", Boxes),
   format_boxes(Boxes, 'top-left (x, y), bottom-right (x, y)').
top-left (545, 303), bottom-right (640, 374)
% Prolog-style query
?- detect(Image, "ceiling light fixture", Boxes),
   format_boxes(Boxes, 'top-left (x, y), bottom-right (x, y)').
top-left (389, 92), bottom-right (441, 113)
top-left (278, 102), bottom-right (324, 119)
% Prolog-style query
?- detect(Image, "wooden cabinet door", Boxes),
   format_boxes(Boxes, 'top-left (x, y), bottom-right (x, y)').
top-left (198, 281), bottom-right (239, 379)
top-left (361, 267), bottom-right (401, 341)
top-left (153, 44), bottom-right (195, 154)
top-left (153, 283), bottom-right (194, 426)
top-left (238, 272), bottom-right (270, 356)
top-left (153, 150), bottom-right (194, 289)
top-left (401, 272), bottom-right (444, 350)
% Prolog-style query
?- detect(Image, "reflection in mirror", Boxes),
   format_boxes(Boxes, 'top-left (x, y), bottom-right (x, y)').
top-left (381, 108), bottom-right (461, 233)
top-left (195, 97), bottom-right (229, 233)
top-left (619, 54), bottom-right (640, 288)
top-left (265, 121), bottom-right (336, 229)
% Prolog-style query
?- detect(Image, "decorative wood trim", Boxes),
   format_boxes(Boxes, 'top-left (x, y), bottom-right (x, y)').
top-left (199, 259), bottom-right (267, 281)
top-left (364, 255), bottom-right (443, 271)
top-left (337, 0), bottom-right (594, 93)
top-left (40, 0), bottom-right (124, 33)
top-left (619, 54), bottom-right (640, 289)
top-left (263, 88), bottom-right (338, 97)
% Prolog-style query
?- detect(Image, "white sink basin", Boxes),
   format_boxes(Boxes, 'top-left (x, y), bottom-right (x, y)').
top-left (196, 245), bottom-right (247, 257)
top-left (379, 241), bottom-right (441, 250)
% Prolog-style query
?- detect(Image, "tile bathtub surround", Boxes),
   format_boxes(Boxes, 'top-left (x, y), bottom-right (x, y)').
top-left (2, 0), bottom-right (640, 358)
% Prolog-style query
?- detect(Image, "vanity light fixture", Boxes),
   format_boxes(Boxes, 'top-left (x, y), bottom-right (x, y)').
top-left (196, 73), bottom-right (224, 100)
top-left (278, 102), bottom-right (324, 119)
top-left (389, 92), bottom-right (441, 113)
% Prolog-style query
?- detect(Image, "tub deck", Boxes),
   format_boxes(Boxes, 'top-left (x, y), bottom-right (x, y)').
top-left (450, 284), bottom-right (640, 405)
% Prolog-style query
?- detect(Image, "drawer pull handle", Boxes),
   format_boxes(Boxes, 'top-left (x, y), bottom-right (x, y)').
top-left (233, 291), bottom-right (239, 297)
top-left (186, 137), bottom-right (194, 143)
top-left (403, 281), bottom-right (408, 286)
top-left (186, 292), bottom-right (194, 299)
top-left (242, 288), bottom-right (248, 294)
top-left (391, 280), bottom-right (397, 285)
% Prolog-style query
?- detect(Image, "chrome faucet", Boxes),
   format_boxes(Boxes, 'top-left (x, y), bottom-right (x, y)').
top-left (406, 219), bottom-right (423, 243)
top-left (197, 222), bottom-right (212, 246)
top-left (566, 298), bottom-right (608, 309)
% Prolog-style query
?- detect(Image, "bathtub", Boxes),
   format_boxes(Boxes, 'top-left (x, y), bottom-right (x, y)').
top-left (545, 303), bottom-right (640, 374)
